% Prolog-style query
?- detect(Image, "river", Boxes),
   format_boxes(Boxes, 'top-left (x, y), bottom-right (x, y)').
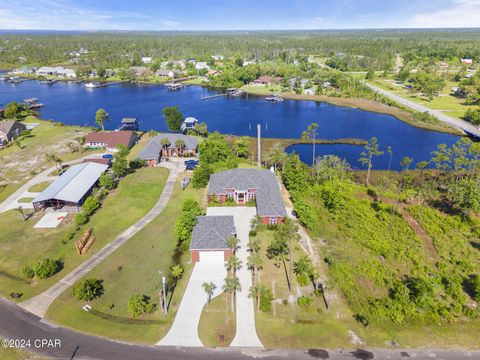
top-left (0, 80), bottom-right (460, 170)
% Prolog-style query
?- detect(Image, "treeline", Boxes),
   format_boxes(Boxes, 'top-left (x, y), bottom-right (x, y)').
top-left (279, 137), bottom-right (480, 326)
top-left (1, 29), bottom-right (480, 71)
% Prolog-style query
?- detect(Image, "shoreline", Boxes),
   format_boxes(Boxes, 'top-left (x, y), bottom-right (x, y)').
top-left (243, 88), bottom-right (464, 136)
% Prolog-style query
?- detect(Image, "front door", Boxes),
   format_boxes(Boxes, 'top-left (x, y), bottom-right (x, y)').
top-left (237, 192), bottom-right (245, 205)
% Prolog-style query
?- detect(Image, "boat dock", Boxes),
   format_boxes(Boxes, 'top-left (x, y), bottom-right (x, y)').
top-left (84, 81), bottom-right (124, 89)
top-left (24, 97), bottom-right (45, 109)
top-left (165, 83), bottom-right (183, 91)
top-left (201, 93), bottom-right (226, 100)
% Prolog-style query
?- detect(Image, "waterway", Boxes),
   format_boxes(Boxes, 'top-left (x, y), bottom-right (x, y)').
top-left (0, 80), bottom-right (460, 170)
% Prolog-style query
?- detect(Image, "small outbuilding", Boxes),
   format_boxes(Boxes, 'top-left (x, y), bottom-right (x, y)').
top-left (32, 162), bottom-right (108, 212)
top-left (0, 120), bottom-right (27, 145)
top-left (189, 216), bottom-right (236, 263)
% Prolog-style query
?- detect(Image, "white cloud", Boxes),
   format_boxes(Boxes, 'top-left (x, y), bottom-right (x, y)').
top-left (0, 0), bottom-right (180, 30)
top-left (409, 0), bottom-right (480, 27)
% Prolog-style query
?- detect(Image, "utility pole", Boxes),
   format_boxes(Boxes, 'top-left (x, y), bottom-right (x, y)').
top-left (257, 124), bottom-right (261, 167)
top-left (159, 270), bottom-right (167, 315)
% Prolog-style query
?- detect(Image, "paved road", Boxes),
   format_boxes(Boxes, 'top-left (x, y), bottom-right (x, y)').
top-left (157, 251), bottom-right (226, 346)
top-left (363, 82), bottom-right (480, 137)
top-left (207, 207), bottom-right (263, 347)
top-left (19, 161), bottom-right (182, 318)
top-left (2, 299), bottom-right (480, 360)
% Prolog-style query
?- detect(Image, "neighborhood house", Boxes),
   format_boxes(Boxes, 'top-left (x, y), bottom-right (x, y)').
top-left (137, 133), bottom-right (199, 166)
top-left (189, 216), bottom-right (236, 263)
top-left (208, 169), bottom-right (287, 225)
top-left (0, 120), bottom-right (27, 145)
top-left (253, 75), bottom-right (283, 85)
top-left (32, 162), bottom-right (108, 212)
top-left (155, 69), bottom-right (175, 78)
top-left (84, 131), bottom-right (137, 152)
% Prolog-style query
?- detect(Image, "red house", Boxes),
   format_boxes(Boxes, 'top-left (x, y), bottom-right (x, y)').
top-left (253, 75), bottom-right (284, 85)
top-left (84, 131), bottom-right (137, 152)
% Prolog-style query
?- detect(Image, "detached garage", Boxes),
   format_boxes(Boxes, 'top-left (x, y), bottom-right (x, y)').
top-left (189, 216), bottom-right (236, 263)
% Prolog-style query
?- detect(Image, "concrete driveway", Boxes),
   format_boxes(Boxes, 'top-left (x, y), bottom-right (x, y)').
top-left (206, 207), bottom-right (263, 347)
top-left (157, 251), bottom-right (226, 347)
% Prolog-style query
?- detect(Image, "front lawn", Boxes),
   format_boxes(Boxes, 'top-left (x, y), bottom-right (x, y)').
top-left (46, 176), bottom-right (205, 344)
top-left (198, 292), bottom-right (236, 347)
top-left (0, 167), bottom-right (169, 301)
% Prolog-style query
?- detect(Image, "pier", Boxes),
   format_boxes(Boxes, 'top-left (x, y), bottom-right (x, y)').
top-left (201, 93), bottom-right (227, 100)
top-left (165, 83), bottom-right (183, 91)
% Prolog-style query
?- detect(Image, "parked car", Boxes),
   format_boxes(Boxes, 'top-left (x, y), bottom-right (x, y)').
top-left (185, 163), bottom-right (198, 170)
top-left (102, 154), bottom-right (113, 159)
top-left (184, 159), bottom-right (199, 165)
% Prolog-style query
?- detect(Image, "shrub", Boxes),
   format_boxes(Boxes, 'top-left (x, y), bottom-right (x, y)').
top-left (297, 295), bottom-right (313, 309)
top-left (192, 163), bottom-right (213, 188)
top-left (82, 196), bottom-right (100, 216)
top-left (259, 287), bottom-right (273, 312)
top-left (99, 173), bottom-right (115, 190)
top-left (21, 265), bottom-right (34, 280)
top-left (128, 294), bottom-right (156, 318)
top-left (75, 212), bottom-right (88, 225)
top-left (73, 278), bottom-right (104, 301)
top-left (248, 229), bottom-right (257, 237)
top-left (33, 258), bottom-right (61, 279)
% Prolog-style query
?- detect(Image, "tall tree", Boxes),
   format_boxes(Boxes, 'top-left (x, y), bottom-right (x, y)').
top-left (301, 123), bottom-right (319, 165)
top-left (273, 219), bottom-right (300, 292)
top-left (247, 252), bottom-right (264, 286)
top-left (162, 106), bottom-right (184, 132)
top-left (202, 282), bottom-right (216, 304)
top-left (359, 137), bottom-right (383, 186)
top-left (223, 276), bottom-right (241, 312)
top-left (95, 108), bottom-right (109, 131)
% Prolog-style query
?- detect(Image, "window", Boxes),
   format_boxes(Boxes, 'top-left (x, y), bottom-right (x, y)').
top-left (248, 191), bottom-right (255, 200)
top-left (269, 218), bottom-right (277, 225)
top-left (228, 192), bottom-right (234, 198)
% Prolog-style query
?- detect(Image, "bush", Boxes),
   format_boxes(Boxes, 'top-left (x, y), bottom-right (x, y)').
top-left (248, 229), bottom-right (257, 237)
top-left (73, 278), bottom-right (104, 301)
top-left (192, 163), bottom-right (213, 188)
top-left (297, 295), bottom-right (313, 309)
top-left (127, 294), bottom-right (156, 318)
top-left (33, 258), bottom-right (61, 279)
top-left (82, 196), bottom-right (100, 216)
top-left (21, 265), bottom-right (34, 280)
top-left (259, 287), bottom-right (273, 312)
top-left (75, 212), bottom-right (88, 225)
top-left (99, 173), bottom-right (115, 190)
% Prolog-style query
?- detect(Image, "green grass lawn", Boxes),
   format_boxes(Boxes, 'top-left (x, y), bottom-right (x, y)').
top-left (17, 197), bottom-right (34, 203)
top-left (46, 175), bottom-right (205, 344)
top-left (198, 292), bottom-right (236, 347)
top-left (0, 117), bottom-right (97, 202)
top-left (28, 181), bottom-right (53, 193)
top-left (0, 167), bottom-right (168, 301)
top-left (252, 230), bottom-right (359, 349)
top-left (0, 342), bottom-right (43, 360)
top-left (367, 78), bottom-right (476, 120)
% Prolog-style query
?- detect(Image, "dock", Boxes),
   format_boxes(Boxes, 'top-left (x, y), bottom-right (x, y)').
top-left (201, 93), bottom-right (227, 100)
top-left (84, 81), bottom-right (124, 89)
top-left (165, 83), bottom-right (183, 91)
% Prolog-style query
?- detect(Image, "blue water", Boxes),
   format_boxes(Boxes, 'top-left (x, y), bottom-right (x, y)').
top-left (0, 80), bottom-right (460, 170)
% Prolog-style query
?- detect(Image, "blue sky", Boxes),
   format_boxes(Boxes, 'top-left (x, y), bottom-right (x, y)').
top-left (0, 0), bottom-right (479, 30)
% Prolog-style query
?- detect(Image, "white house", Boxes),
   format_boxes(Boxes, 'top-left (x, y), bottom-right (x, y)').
top-left (195, 62), bottom-right (210, 70)
top-left (304, 88), bottom-right (315, 95)
top-left (461, 58), bottom-right (473, 65)
top-left (181, 117), bottom-right (199, 132)
top-left (155, 69), bottom-right (175, 78)
top-left (36, 66), bottom-right (56, 76)
top-left (36, 66), bottom-right (76, 78)
top-left (142, 57), bottom-right (153, 64)
top-left (243, 60), bottom-right (256, 67)
top-left (212, 55), bottom-right (224, 61)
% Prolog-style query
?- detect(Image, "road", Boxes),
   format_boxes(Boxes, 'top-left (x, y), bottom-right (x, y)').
top-left (2, 299), bottom-right (480, 360)
top-left (363, 82), bottom-right (480, 137)
top-left (19, 160), bottom-right (182, 318)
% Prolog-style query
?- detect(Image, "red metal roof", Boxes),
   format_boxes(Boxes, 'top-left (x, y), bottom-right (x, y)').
top-left (85, 131), bottom-right (135, 149)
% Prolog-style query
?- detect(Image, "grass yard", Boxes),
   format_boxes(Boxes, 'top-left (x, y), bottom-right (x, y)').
top-left (0, 117), bottom-right (97, 202)
top-left (252, 230), bottom-right (359, 349)
top-left (28, 181), bottom-right (53, 193)
top-left (0, 343), bottom-right (43, 360)
top-left (0, 167), bottom-right (168, 301)
top-left (17, 197), bottom-right (34, 203)
top-left (198, 292), bottom-right (236, 347)
top-left (46, 175), bottom-right (205, 344)
top-left (367, 78), bottom-right (477, 120)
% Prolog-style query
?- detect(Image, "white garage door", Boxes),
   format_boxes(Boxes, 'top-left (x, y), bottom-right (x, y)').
top-left (199, 251), bottom-right (225, 263)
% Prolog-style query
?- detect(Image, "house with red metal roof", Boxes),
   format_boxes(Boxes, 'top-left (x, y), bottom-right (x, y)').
top-left (84, 131), bottom-right (137, 152)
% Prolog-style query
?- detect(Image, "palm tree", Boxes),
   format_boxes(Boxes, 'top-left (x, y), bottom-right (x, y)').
top-left (45, 153), bottom-right (62, 171)
top-left (226, 236), bottom-right (239, 254)
top-left (16, 206), bottom-right (26, 221)
top-left (170, 264), bottom-right (184, 285)
top-left (301, 122), bottom-right (319, 165)
top-left (202, 282), bottom-right (216, 303)
top-left (95, 108), bottom-right (109, 131)
top-left (248, 237), bottom-right (261, 253)
top-left (249, 284), bottom-right (267, 311)
top-left (247, 252), bottom-right (264, 286)
top-left (160, 137), bottom-right (171, 157)
top-left (274, 219), bottom-right (300, 291)
top-left (226, 255), bottom-right (242, 276)
top-left (359, 137), bottom-right (384, 186)
top-left (223, 276), bottom-right (241, 313)
top-left (175, 139), bottom-right (186, 156)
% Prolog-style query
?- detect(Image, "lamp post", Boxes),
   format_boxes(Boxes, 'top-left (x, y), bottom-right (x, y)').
top-left (159, 270), bottom-right (167, 315)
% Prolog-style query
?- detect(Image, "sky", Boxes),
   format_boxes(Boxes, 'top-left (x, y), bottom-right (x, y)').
top-left (0, 0), bottom-right (479, 30)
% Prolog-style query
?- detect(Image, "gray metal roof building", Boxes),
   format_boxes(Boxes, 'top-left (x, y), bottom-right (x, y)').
top-left (33, 162), bottom-right (108, 211)
top-left (189, 216), bottom-right (236, 250)
top-left (208, 169), bottom-right (287, 218)
top-left (137, 133), bottom-right (199, 160)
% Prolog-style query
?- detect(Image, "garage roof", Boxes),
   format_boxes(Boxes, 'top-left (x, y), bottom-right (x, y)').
top-left (190, 216), bottom-right (236, 250)
top-left (33, 162), bottom-right (108, 204)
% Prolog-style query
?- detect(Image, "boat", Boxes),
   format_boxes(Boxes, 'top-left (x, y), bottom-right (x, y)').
top-left (84, 82), bottom-right (100, 88)
top-left (265, 94), bottom-right (284, 102)
top-left (40, 79), bottom-right (58, 85)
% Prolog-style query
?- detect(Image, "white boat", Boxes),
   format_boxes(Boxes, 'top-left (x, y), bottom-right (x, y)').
top-left (265, 94), bottom-right (284, 102)
top-left (84, 82), bottom-right (99, 88)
